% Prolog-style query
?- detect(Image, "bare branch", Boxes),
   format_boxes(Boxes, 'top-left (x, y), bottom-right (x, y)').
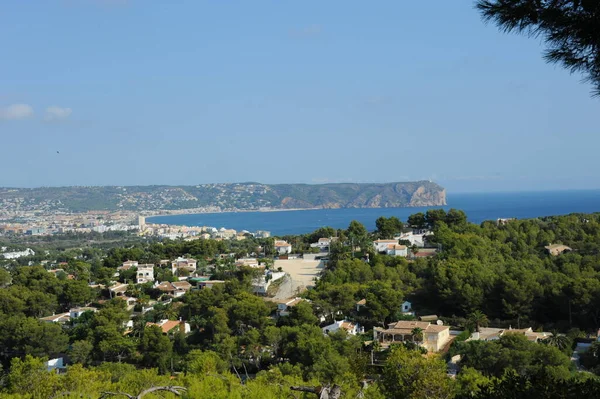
top-left (137, 386), bottom-right (187, 398)
top-left (99, 392), bottom-right (134, 399)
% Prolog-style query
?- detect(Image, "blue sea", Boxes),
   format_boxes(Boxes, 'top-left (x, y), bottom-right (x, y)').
top-left (146, 190), bottom-right (600, 236)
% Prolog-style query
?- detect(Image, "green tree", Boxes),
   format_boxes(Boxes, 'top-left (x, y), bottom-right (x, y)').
top-left (425, 209), bottom-right (447, 228)
top-left (7, 355), bottom-right (59, 398)
top-left (0, 268), bottom-right (11, 287)
top-left (140, 325), bottom-right (173, 373)
top-left (70, 339), bottom-right (94, 365)
top-left (0, 315), bottom-right (68, 358)
top-left (411, 327), bottom-right (424, 345)
top-left (477, 0), bottom-right (600, 96)
top-left (456, 366), bottom-right (493, 398)
top-left (468, 310), bottom-right (489, 333)
top-left (287, 301), bottom-right (319, 327)
top-left (382, 345), bottom-right (455, 399)
top-left (446, 209), bottom-right (467, 228)
top-left (307, 226), bottom-right (337, 244)
top-left (543, 331), bottom-right (570, 352)
top-left (61, 279), bottom-right (96, 308)
top-left (185, 350), bottom-right (229, 375)
top-left (347, 220), bottom-right (370, 255)
top-left (375, 216), bottom-right (403, 239)
top-left (407, 212), bottom-right (427, 229)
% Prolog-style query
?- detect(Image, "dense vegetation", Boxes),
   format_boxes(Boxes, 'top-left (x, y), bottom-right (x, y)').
top-left (3, 210), bottom-right (600, 397)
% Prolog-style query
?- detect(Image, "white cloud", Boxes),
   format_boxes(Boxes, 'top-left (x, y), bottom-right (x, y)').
top-left (0, 104), bottom-right (34, 120)
top-left (45, 106), bottom-right (73, 121)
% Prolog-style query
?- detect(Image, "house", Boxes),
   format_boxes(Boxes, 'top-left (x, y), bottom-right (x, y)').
top-left (274, 240), bottom-right (292, 255)
top-left (375, 320), bottom-right (450, 353)
top-left (356, 298), bottom-right (367, 312)
top-left (235, 258), bottom-right (260, 268)
top-left (357, 299), bottom-right (413, 315)
top-left (109, 283), bottom-right (128, 297)
top-left (410, 248), bottom-right (439, 258)
top-left (277, 297), bottom-right (305, 316)
top-left (386, 244), bottom-right (408, 257)
top-left (198, 280), bottom-right (226, 289)
top-left (155, 281), bottom-right (193, 298)
top-left (171, 257), bottom-right (197, 276)
top-left (46, 358), bottom-right (66, 373)
top-left (119, 260), bottom-right (138, 271)
top-left (118, 296), bottom-right (137, 311)
top-left (218, 228), bottom-right (237, 239)
top-left (322, 320), bottom-right (361, 336)
top-left (497, 218), bottom-right (516, 225)
top-left (373, 239), bottom-right (399, 253)
top-left (474, 327), bottom-right (551, 342)
top-left (69, 307), bottom-right (97, 319)
top-left (39, 312), bottom-right (71, 324)
top-left (0, 247), bottom-right (35, 259)
top-left (146, 319), bottom-right (191, 335)
top-left (401, 301), bottom-right (413, 314)
top-left (396, 231), bottom-right (427, 248)
top-left (136, 264), bottom-right (155, 284)
top-left (545, 244), bottom-right (572, 256)
top-left (310, 237), bottom-right (337, 252)
top-left (253, 271), bottom-right (286, 295)
top-left (47, 268), bottom-right (66, 278)
top-left (172, 281), bottom-right (192, 293)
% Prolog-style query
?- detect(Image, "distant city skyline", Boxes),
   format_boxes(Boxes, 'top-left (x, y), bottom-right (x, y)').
top-left (1, 1), bottom-right (598, 193)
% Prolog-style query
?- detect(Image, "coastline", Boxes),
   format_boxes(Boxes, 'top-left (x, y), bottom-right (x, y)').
top-left (141, 190), bottom-right (600, 236)
top-left (144, 202), bottom-right (449, 223)
top-left (144, 206), bottom-right (320, 222)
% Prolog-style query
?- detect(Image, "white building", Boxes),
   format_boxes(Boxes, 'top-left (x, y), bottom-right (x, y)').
top-left (386, 244), bottom-right (408, 257)
top-left (46, 358), bottom-right (65, 373)
top-left (136, 264), bottom-right (155, 284)
top-left (401, 301), bottom-right (413, 314)
top-left (253, 271), bottom-right (286, 294)
top-left (373, 239), bottom-right (399, 253)
top-left (69, 307), bottom-right (98, 319)
top-left (395, 231), bottom-right (429, 248)
top-left (119, 260), bottom-right (138, 270)
top-left (146, 319), bottom-right (191, 335)
top-left (274, 240), bottom-right (292, 255)
top-left (322, 320), bottom-right (361, 336)
top-left (277, 297), bottom-right (305, 317)
top-left (0, 247), bottom-right (35, 259)
top-left (310, 237), bottom-right (337, 252)
top-left (171, 257), bottom-right (197, 276)
top-left (235, 258), bottom-right (260, 268)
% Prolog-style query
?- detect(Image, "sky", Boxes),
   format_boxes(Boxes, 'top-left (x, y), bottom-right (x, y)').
top-left (0, 0), bottom-right (598, 193)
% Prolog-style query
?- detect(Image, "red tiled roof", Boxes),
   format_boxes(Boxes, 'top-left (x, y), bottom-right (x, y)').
top-left (146, 320), bottom-right (181, 334)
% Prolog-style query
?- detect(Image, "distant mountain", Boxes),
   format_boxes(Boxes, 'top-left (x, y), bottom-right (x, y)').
top-left (0, 181), bottom-right (446, 213)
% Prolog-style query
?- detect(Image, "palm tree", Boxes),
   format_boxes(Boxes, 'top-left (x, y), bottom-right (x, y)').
top-left (155, 303), bottom-right (178, 321)
top-left (411, 327), bottom-right (424, 346)
top-left (543, 331), bottom-right (570, 351)
top-left (189, 315), bottom-right (206, 332)
top-left (130, 315), bottom-right (146, 339)
top-left (468, 310), bottom-right (489, 332)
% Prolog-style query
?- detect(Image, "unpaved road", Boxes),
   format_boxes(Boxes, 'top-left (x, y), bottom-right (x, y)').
top-left (272, 259), bottom-right (324, 301)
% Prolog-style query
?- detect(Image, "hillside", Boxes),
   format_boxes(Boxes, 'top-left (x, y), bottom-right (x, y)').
top-left (0, 181), bottom-right (446, 213)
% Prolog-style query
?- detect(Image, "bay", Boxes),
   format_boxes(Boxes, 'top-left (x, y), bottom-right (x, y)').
top-left (146, 190), bottom-right (600, 236)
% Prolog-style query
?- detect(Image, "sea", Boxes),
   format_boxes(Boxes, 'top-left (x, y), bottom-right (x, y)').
top-left (146, 190), bottom-right (600, 236)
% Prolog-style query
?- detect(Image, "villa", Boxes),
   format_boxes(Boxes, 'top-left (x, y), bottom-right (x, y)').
top-left (374, 320), bottom-right (450, 353)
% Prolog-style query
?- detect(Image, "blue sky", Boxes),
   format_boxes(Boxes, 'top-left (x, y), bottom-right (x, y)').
top-left (0, 0), bottom-right (597, 193)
